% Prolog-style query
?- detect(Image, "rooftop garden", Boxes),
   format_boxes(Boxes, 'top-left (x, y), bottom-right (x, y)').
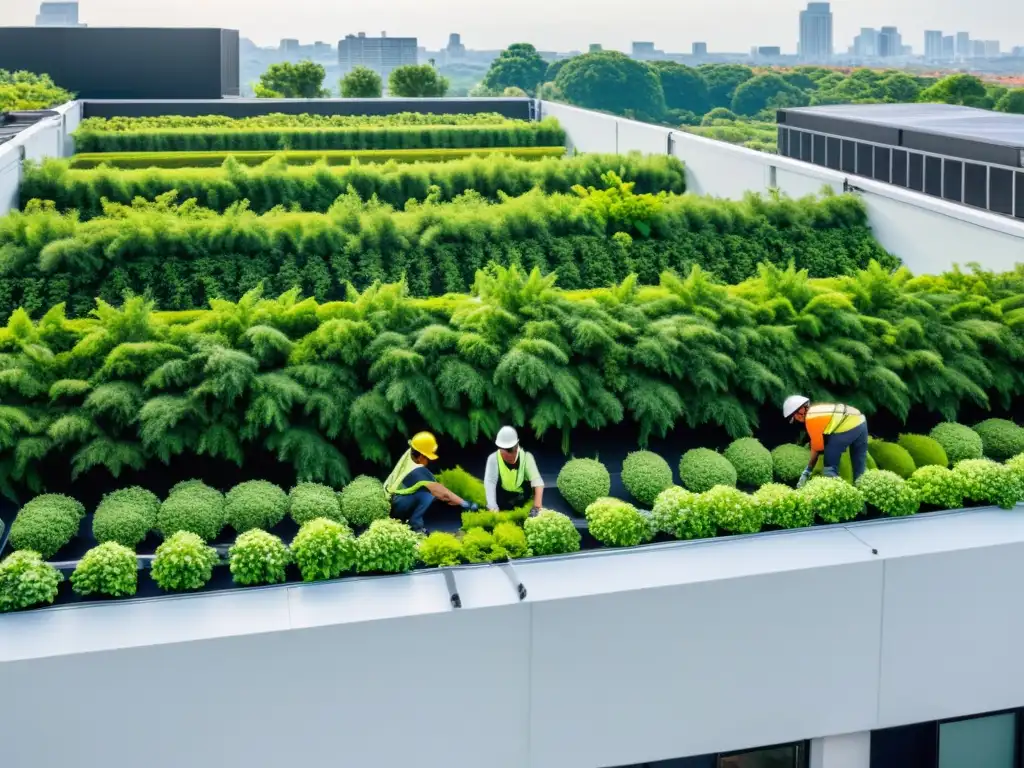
top-left (0, 70), bottom-right (73, 113)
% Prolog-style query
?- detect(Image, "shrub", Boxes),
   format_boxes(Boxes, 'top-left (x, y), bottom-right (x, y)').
top-left (772, 444), bottom-right (810, 484)
top-left (907, 466), bottom-right (965, 509)
top-left (493, 522), bottom-right (530, 559)
top-left (290, 518), bottom-right (356, 582)
top-left (461, 527), bottom-right (507, 563)
top-left (724, 437), bottom-right (773, 487)
top-left (930, 422), bottom-right (984, 464)
top-left (694, 486), bottom-right (761, 535)
top-left (557, 458), bottom-right (611, 515)
top-left (813, 449), bottom-right (855, 483)
top-left (651, 486), bottom-right (714, 540)
top-left (800, 477), bottom-right (864, 523)
top-left (150, 531), bottom-right (219, 592)
top-left (339, 476), bottom-right (391, 528)
top-left (92, 487), bottom-right (160, 549)
top-left (0, 550), bottom-right (64, 612)
top-left (289, 483), bottom-right (345, 526)
top-left (9, 494), bottom-right (86, 560)
top-left (973, 419), bottom-right (1024, 462)
top-left (679, 449), bottom-right (737, 493)
top-left (228, 530), bottom-right (291, 586)
top-left (585, 497), bottom-right (652, 547)
top-left (157, 482), bottom-right (225, 542)
top-left (417, 532), bottom-right (463, 567)
top-left (953, 459), bottom-right (1023, 510)
top-left (856, 470), bottom-right (920, 517)
top-left (524, 511), bottom-right (581, 556)
top-left (71, 542), bottom-right (138, 597)
top-left (754, 483), bottom-right (813, 529)
top-left (897, 434), bottom-right (949, 468)
top-left (224, 480), bottom-right (289, 533)
top-left (1009, 453), bottom-right (1024, 486)
top-left (356, 518), bottom-right (420, 573)
top-left (621, 451), bottom-right (674, 506)
top-left (435, 466), bottom-right (487, 508)
top-left (867, 440), bottom-right (917, 479)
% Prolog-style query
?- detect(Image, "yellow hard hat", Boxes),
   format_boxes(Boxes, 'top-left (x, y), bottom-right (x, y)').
top-left (409, 431), bottom-right (439, 461)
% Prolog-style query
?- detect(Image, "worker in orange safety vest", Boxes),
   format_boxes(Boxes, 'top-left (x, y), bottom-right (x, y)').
top-left (783, 396), bottom-right (869, 488)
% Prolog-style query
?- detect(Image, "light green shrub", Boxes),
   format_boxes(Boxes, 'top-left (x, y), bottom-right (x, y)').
top-left (493, 522), bottom-right (530, 559)
top-left (856, 470), bottom-right (920, 517)
top-left (228, 530), bottom-right (291, 586)
top-left (461, 509), bottom-right (529, 530)
top-left (930, 423), bottom-right (984, 464)
top-left (694, 486), bottom-right (761, 535)
top-left (621, 451), bottom-right (674, 506)
top-left (772, 444), bottom-right (810, 484)
top-left (356, 518), bottom-right (419, 573)
top-left (92, 487), bottom-right (160, 549)
top-left (897, 434), bottom-right (949, 468)
top-left (150, 532), bottom-right (219, 592)
top-left (1009, 453), bottom-right (1024, 486)
top-left (650, 486), bottom-right (713, 540)
top-left (973, 419), bottom-right (1024, 462)
top-left (71, 542), bottom-right (138, 597)
top-left (724, 438), bottom-right (773, 487)
top-left (9, 494), bottom-right (86, 560)
top-left (867, 440), bottom-right (916, 479)
top-left (812, 450), bottom-right (855, 483)
top-left (435, 466), bottom-right (487, 508)
top-left (556, 458), bottom-right (611, 514)
top-left (585, 497), bottom-right (652, 547)
top-left (0, 550), bottom-right (64, 612)
top-left (754, 483), bottom-right (813, 529)
top-left (157, 482), bottom-right (225, 541)
top-left (225, 480), bottom-right (288, 533)
top-left (907, 466), bottom-right (965, 509)
top-left (800, 477), bottom-right (864, 523)
top-left (417, 532), bottom-right (463, 567)
top-left (461, 527), bottom-right (507, 563)
top-left (290, 518), bottom-right (356, 581)
top-left (679, 449), bottom-right (737, 493)
top-left (339, 476), bottom-right (391, 527)
top-left (953, 459), bottom-right (1022, 509)
top-left (523, 511), bottom-right (581, 556)
top-left (289, 483), bottom-right (345, 526)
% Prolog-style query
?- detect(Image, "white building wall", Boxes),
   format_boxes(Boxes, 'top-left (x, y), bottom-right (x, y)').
top-left (0, 100), bottom-right (80, 217)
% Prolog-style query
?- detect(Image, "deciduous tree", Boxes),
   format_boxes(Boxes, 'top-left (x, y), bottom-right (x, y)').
top-left (256, 61), bottom-right (329, 98)
top-left (340, 66), bottom-right (383, 98)
top-left (554, 51), bottom-right (666, 119)
top-left (482, 43), bottom-right (548, 95)
top-left (996, 88), bottom-right (1024, 114)
top-left (918, 74), bottom-right (987, 106)
top-left (649, 61), bottom-right (709, 114)
top-left (388, 64), bottom-right (449, 97)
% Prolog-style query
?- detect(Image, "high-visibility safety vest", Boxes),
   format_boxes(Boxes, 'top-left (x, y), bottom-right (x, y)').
top-left (383, 450), bottom-right (432, 497)
top-left (497, 450), bottom-right (531, 493)
top-left (804, 403), bottom-right (865, 452)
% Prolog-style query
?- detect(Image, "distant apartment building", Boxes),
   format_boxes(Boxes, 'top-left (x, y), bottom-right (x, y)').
top-left (1014, 46), bottom-right (1024, 57)
top-left (631, 42), bottom-right (663, 59)
top-left (942, 35), bottom-right (955, 59)
top-left (983, 40), bottom-right (1000, 57)
top-left (853, 28), bottom-right (878, 58)
top-left (35, 1), bottom-right (82, 26)
top-left (444, 33), bottom-right (466, 62)
top-left (588, 43), bottom-right (603, 53)
top-left (971, 40), bottom-right (986, 58)
top-left (338, 32), bottom-right (418, 78)
top-left (313, 41), bottom-right (332, 57)
top-left (924, 30), bottom-right (943, 60)
top-left (280, 39), bottom-right (299, 52)
top-left (755, 46), bottom-right (782, 58)
top-left (692, 42), bottom-right (708, 56)
top-left (956, 31), bottom-right (971, 59)
top-left (878, 27), bottom-right (902, 58)
top-left (798, 2), bottom-right (833, 60)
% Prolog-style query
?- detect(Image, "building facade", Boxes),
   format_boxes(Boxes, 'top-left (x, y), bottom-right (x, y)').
top-left (878, 27), bottom-right (902, 58)
top-left (798, 2), bottom-right (833, 60)
top-left (956, 31), bottom-right (971, 59)
top-left (924, 30), bottom-right (943, 60)
top-left (338, 32), bottom-right (418, 78)
top-left (34, 1), bottom-right (81, 26)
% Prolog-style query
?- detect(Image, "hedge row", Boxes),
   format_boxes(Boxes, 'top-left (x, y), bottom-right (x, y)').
top-left (0, 185), bottom-right (894, 320)
top-left (64, 146), bottom-right (567, 171)
top-left (24, 153), bottom-right (685, 219)
top-left (0, 261), bottom-right (1021, 496)
top-left (75, 112), bottom-right (517, 133)
top-left (72, 118), bottom-right (567, 153)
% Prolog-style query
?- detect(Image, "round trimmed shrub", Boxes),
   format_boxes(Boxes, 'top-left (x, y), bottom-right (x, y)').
top-left (651, 486), bottom-right (713, 540)
top-left (493, 522), bottom-right (529, 559)
top-left (800, 477), bottom-right (864, 524)
top-left (356, 518), bottom-right (420, 573)
top-left (1009, 453), bottom-right (1024, 486)
top-left (973, 419), bottom-right (1024, 462)
top-left (812, 449), bottom-right (855, 483)
top-left (953, 459), bottom-right (1022, 510)
top-left (856, 470), bottom-right (920, 518)
top-left (93, 487), bottom-right (160, 549)
top-left (462, 527), bottom-right (506, 563)
top-left (930, 422), bottom-right (983, 464)
top-left (754, 483), bottom-right (813, 529)
top-left (772, 444), bottom-right (810, 485)
top-left (0, 550), bottom-right (64, 612)
top-left (557, 458), bottom-right (611, 514)
top-left (225, 480), bottom-right (288, 533)
top-left (157, 481), bottom-right (225, 542)
top-left (290, 518), bottom-right (356, 582)
top-left (694, 486), bottom-right (761, 535)
top-left (621, 451), bottom-right (673, 506)
top-left (897, 434), bottom-right (948, 469)
top-left (339, 475), bottom-right (390, 527)
top-left (150, 531), bottom-right (219, 592)
top-left (679, 449), bottom-right (737, 493)
top-left (228, 530), bottom-right (291, 586)
top-left (417, 532), bottom-right (463, 567)
top-left (71, 542), bottom-right (138, 597)
top-left (524, 510), bottom-right (581, 556)
top-left (9, 494), bottom-right (85, 560)
top-left (907, 466), bottom-right (965, 509)
top-left (724, 438), bottom-right (773, 488)
top-left (289, 483), bottom-right (345, 526)
top-left (867, 440), bottom-right (916, 479)
top-left (585, 497), bottom-right (652, 547)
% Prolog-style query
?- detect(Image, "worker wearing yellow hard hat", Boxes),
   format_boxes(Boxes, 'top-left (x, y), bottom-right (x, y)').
top-left (384, 431), bottom-right (477, 533)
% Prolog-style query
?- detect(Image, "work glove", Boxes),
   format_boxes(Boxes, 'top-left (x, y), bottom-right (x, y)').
top-left (530, 506), bottom-right (542, 518)
top-left (461, 501), bottom-right (479, 511)
top-left (796, 468), bottom-right (811, 489)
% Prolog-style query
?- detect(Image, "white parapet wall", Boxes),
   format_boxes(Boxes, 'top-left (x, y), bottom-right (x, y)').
top-left (540, 101), bottom-right (1024, 276)
top-left (0, 100), bottom-right (81, 217)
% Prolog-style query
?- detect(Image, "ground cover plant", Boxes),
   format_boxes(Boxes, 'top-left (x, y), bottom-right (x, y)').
top-left (0, 182), bottom-right (894, 319)
top-left (0, 550), bottom-right (63, 612)
top-left (70, 541), bottom-right (138, 597)
top-left (75, 112), bottom-right (519, 133)
top-left (24, 152), bottom-right (683, 218)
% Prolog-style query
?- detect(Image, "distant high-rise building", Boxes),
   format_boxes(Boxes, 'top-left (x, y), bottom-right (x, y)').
top-left (1013, 45), bottom-right (1024, 57)
top-left (588, 43), bottom-right (603, 53)
top-left (280, 39), bottom-right (299, 52)
top-left (692, 42), bottom-right (708, 56)
top-left (754, 46), bottom-right (782, 58)
top-left (971, 39), bottom-right (986, 58)
top-left (878, 27), bottom-right (902, 58)
top-left (983, 40), bottom-right (1000, 57)
top-left (854, 28), bottom-right (879, 58)
top-left (313, 42), bottom-right (332, 57)
top-left (956, 31), bottom-right (971, 59)
top-left (924, 30), bottom-right (943, 60)
top-left (35, 1), bottom-right (82, 26)
top-left (338, 32), bottom-right (418, 78)
top-left (632, 42), bottom-right (655, 57)
top-left (443, 33), bottom-right (466, 63)
top-left (798, 2), bottom-right (833, 60)
top-left (942, 35), bottom-right (955, 59)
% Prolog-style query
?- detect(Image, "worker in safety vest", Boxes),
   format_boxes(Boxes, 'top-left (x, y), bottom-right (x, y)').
top-left (783, 396), bottom-right (869, 489)
top-left (384, 431), bottom-right (477, 533)
top-left (483, 426), bottom-right (544, 516)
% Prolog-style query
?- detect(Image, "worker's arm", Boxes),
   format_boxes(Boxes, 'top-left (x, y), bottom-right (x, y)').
top-left (527, 453), bottom-right (544, 512)
top-left (805, 448), bottom-right (821, 474)
top-left (425, 482), bottom-right (465, 507)
top-left (483, 453), bottom-right (499, 511)
top-left (532, 485), bottom-right (544, 510)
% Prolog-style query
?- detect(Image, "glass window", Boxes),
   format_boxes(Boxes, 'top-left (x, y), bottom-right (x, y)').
top-left (909, 153), bottom-right (924, 191)
top-left (874, 147), bottom-right (891, 183)
top-left (943, 159), bottom-right (963, 202)
top-left (777, 127), bottom-right (787, 157)
top-left (870, 722), bottom-right (936, 768)
top-left (892, 150), bottom-right (908, 187)
top-left (964, 164), bottom-right (988, 209)
top-left (856, 143), bottom-right (873, 176)
top-left (719, 743), bottom-right (803, 768)
top-left (812, 133), bottom-right (825, 165)
top-left (939, 713), bottom-right (1016, 768)
top-left (990, 167), bottom-right (1013, 215)
top-left (826, 137), bottom-right (841, 170)
top-left (841, 140), bottom-right (856, 173)
top-left (925, 156), bottom-right (942, 197)
top-left (1015, 172), bottom-right (1023, 219)
top-left (800, 132), bottom-right (813, 162)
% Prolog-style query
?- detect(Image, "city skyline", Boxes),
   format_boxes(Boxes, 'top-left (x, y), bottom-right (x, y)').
top-left (1, 0), bottom-right (1023, 53)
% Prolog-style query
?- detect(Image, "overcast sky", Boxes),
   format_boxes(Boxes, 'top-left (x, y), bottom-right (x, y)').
top-left (2, 0), bottom-right (1023, 53)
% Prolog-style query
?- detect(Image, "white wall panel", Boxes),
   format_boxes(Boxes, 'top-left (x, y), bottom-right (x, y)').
top-left (0, 147), bottom-right (20, 216)
top-left (541, 101), bottom-right (617, 154)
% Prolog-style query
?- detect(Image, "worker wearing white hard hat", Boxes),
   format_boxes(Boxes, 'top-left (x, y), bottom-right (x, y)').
top-left (783, 395), bottom-right (869, 488)
top-left (483, 426), bottom-right (544, 515)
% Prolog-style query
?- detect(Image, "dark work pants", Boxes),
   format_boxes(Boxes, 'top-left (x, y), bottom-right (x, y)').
top-left (823, 422), bottom-right (869, 482)
top-left (391, 490), bottom-right (435, 528)
top-left (495, 485), bottom-right (527, 511)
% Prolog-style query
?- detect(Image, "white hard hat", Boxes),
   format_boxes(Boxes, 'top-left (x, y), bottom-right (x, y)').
top-left (783, 395), bottom-right (811, 420)
top-left (495, 426), bottom-right (519, 450)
